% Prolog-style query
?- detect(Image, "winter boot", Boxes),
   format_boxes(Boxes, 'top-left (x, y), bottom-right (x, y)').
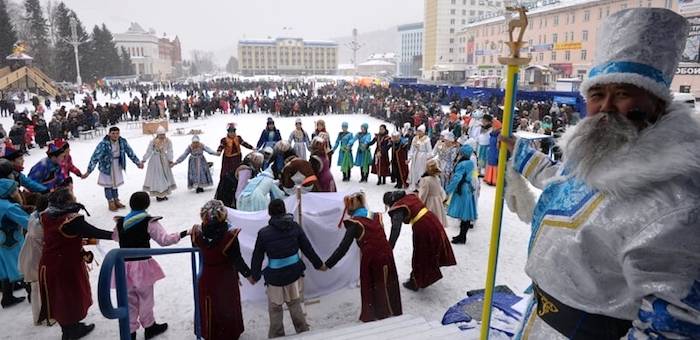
top-left (144, 322), bottom-right (168, 339)
top-left (451, 221), bottom-right (470, 244)
top-left (402, 279), bottom-right (419, 291)
top-left (114, 199), bottom-right (126, 209)
top-left (130, 332), bottom-right (136, 340)
top-left (1, 280), bottom-right (25, 308)
top-left (195, 187), bottom-right (204, 194)
top-left (108, 200), bottom-right (118, 212)
top-left (61, 322), bottom-right (95, 340)
top-left (377, 176), bottom-right (382, 185)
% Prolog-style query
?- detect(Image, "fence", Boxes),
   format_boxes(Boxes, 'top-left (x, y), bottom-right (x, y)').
top-left (97, 247), bottom-right (202, 340)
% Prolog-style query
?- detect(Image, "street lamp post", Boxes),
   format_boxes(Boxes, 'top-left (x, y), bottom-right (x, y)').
top-left (65, 17), bottom-right (88, 85)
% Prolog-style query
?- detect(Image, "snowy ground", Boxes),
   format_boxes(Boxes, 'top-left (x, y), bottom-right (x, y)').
top-left (0, 92), bottom-right (532, 340)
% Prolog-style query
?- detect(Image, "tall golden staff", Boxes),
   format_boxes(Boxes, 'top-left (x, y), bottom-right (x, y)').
top-left (479, 6), bottom-right (530, 339)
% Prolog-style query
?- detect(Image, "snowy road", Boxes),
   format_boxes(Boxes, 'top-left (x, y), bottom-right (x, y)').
top-left (0, 95), bottom-right (532, 339)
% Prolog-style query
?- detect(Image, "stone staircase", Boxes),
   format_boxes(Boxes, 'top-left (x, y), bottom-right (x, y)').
top-left (287, 314), bottom-right (468, 340)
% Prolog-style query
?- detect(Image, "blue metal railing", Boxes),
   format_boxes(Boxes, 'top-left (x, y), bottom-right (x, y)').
top-left (97, 248), bottom-right (202, 340)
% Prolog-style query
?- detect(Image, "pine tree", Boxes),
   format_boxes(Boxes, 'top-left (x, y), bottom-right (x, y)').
top-left (0, 0), bottom-right (17, 63)
top-left (24, 0), bottom-right (51, 70)
top-left (98, 24), bottom-right (122, 76)
top-left (119, 46), bottom-right (133, 75)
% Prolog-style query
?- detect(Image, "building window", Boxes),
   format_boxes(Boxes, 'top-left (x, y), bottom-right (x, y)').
top-left (471, 0), bottom-right (475, 5)
top-left (599, 7), bottom-right (603, 19)
top-left (571, 13), bottom-right (575, 24)
top-left (449, 48), bottom-right (454, 53)
top-left (584, 10), bottom-right (590, 22)
top-left (581, 49), bottom-right (587, 61)
top-left (450, 38), bottom-right (455, 43)
top-left (565, 50), bottom-right (571, 61)
top-left (451, 19), bottom-right (456, 24)
top-left (552, 33), bottom-right (558, 43)
top-left (539, 52), bottom-right (544, 61)
top-left (665, 0), bottom-right (672, 8)
top-left (450, 28), bottom-right (455, 33)
top-left (551, 51), bottom-right (557, 61)
top-left (570, 31), bottom-right (575, 41)
top-left (582, 30), bottom-right (588, 41)
top-left (451, 9), bottom-right (456, 14)
top-left (470, 10), bottom-right (475, 16)
top-left (451, 0), bottom-right (455, 4)
top-left (462, 9), bottom-right (466, 15)
top-left (554, 15), bottom-right (559, 26)
top-left (606, 7), bottom-right (610, 16)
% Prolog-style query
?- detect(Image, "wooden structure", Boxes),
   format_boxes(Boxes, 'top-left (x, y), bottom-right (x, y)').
top-left (0, 42), bottom-right (60, 97)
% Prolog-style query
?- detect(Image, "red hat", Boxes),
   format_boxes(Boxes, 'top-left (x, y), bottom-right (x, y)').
top-left (1, 145), bottom-right (23, 161)
top-left (53, 138), bottom-right (69, 150)
top-left (46, 141), bottom-right (66, 157)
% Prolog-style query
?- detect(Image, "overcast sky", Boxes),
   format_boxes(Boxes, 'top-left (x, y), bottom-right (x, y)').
top-left (55, 0), bottom-right (424, 62)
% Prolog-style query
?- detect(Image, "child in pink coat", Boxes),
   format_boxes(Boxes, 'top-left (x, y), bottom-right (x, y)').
top-left (112, 191), bottom-right (189, 339)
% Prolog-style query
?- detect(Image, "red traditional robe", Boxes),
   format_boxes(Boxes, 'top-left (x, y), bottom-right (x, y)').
top-left (194, 228), bottom-right (245, 340)
top-left (371, 134), bottom-right (391, 177)
top-left (389, 194), bottom-right (456, 288)
top-left (391, 141), bottom-right (409, 188)
top-left (38, 213), bottom-right (92, 326)
top-left (346, 214), bottom-right (402, 322)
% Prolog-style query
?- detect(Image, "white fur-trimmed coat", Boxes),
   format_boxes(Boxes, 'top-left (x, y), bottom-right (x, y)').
top-left (505, 103), bottom-right (700, 339)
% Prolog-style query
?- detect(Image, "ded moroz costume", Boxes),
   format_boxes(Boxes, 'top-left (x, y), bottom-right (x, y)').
top-left (505, 9), bottom-right (700, 339)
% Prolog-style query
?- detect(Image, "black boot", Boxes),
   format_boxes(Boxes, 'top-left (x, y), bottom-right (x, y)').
top-left (402, 279), bottom-right (419, 291)
top-left (61, 322), bottom-right (95, 340)
top-left (451, 221), bottom-right (470, 244)
top-left (195, 187), bottom-right (204, 193)
top-left (131, 333), bottom-right (136, 340)
top-left (145, 322), bottom-right (168, 339)
top-left (377, 176), bottom-right (382, 185)
top-left (1, 279), bottom-right (25, 308)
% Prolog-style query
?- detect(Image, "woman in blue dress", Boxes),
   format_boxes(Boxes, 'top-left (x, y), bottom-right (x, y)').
top-left (446, 144), bottom-right (478, 245)
top-left (353, 123), bottom-right (373, 183)
top-left (331, 122), bottom-right (355, 182)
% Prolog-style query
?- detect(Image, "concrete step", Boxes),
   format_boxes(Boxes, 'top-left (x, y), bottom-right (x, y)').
top-left (287, 314), bottom-right (468, 340)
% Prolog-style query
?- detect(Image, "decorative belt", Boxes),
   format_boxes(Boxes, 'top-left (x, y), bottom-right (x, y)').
top-left (533, 285), bottom-right (632, 339)
top-left (409, 207), bottom-right (428, 225)
top-left (268, 253), bottom-right (300, 269)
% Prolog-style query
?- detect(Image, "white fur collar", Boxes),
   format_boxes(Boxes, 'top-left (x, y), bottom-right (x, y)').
top-left (559, 103), bottom-right (700, 197)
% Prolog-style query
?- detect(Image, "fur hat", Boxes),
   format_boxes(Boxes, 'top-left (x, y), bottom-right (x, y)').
top-left (295, 118), bottom-right (302, 124)
top-left (200, 200), bottom-right (228, 224)
top-left (417, 125), bottom-right (426, 132)
top-left (1, 145), bottom-right (23, 161)
top-left (341, 121), bottom-right (349, 128)
top-left (227, 123), bottom-right (236, 133)
top-left (155, 126), bottom-right (166, 135)
top-left (0, 178), bottom-right (17, 199)
top-left (382, 191), bottom-right (406, 208)
top-left (361, 123), bottom-right (368, 131)
top-left (46, 141), bottom-right (66, 157)
top-left (579, 8), bottom-right (689, 104)
top-left (192, 135), bottom-right (200, 143)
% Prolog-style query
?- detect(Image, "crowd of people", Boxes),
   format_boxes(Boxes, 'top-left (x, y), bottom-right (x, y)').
top-left (0, 74), bottom-right (580, 340)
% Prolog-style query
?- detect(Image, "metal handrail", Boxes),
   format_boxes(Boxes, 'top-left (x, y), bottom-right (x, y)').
top-left (97, 247), bottom-right (202, 340)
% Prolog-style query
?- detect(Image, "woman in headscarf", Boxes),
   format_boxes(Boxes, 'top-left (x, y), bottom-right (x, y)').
top-left (173, 135), bottom-right (218, 193)
top-left (192, 200), bottom-right (252, 340)
top-left (326, 192), bottom-right (402, 322)
top-left (39, 188), bottom-right (113, 339)
top-left (446, 144), bottom-right (479, 244)
top-left (142, 126), bottom-right (176, 201)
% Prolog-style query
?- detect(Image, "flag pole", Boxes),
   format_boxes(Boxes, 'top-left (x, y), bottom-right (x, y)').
top-left (479, 6), bottom-right (530, 340)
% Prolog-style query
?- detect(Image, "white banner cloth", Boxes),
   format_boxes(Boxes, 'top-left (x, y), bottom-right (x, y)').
top-left (228, 192), bottom-right (360, 302)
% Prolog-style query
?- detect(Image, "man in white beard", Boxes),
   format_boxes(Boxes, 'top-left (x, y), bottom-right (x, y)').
top-left (502, 8), bottom-right (700, 340)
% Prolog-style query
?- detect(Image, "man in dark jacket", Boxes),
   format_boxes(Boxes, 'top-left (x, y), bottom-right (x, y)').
top-left (250, 199), bottom-right (326, 338)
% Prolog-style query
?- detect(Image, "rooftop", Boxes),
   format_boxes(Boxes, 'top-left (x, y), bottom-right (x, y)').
top-left (398, 22), bottom-right (424, 31)
top-left (465, 0), bottom-right (599, 28)
top-left (239, 37), bottom-right (338, 46)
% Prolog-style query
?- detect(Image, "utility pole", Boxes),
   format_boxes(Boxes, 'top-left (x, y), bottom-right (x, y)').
top-left (345, 28), bottom-right (364, 75)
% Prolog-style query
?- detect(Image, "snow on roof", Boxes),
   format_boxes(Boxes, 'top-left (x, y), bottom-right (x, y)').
top-left (338, 64), bottom-right (356, 70)
top-left (238, 38), bottom-right (337, 46)
top-left (465, 0), bottom-right (601, 28)
top-left (359, 60), bottom-right (395, 67)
